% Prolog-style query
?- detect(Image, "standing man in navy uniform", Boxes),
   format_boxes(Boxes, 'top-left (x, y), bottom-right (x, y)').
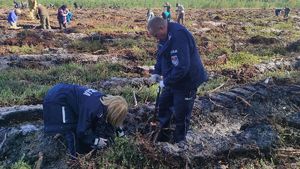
top-left (43, 83), bottom-right (128, 157)
top-left (147, 17), bottom-right (207, 146)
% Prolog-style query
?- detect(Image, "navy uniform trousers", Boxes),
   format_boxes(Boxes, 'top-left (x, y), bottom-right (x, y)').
top-left (157, 87), bottom-right (197, 143)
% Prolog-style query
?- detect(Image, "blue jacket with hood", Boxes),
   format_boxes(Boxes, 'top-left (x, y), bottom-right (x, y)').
top-left (7, 10), bottom-right (18, 23)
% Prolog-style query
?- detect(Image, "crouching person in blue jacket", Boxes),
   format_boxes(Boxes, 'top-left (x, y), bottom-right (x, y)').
top-left (147, 17), bottom-right (207, 148)
top-left (43, 83), bottom-right (128, 158)
top-left (7, 9), bottom-right (22, 29)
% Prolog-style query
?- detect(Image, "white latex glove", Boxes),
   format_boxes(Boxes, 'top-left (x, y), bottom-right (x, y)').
top-left (93, 137), bottom-right (108, 149)
top-left (159, 80), bottom-right (165, 88)
top-left (150, 74), bottom-right (161, 83)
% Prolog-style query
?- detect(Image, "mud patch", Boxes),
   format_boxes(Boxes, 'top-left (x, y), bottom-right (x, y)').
top-left (248, 35), bottom-right (279, 45)
top-left (286, 40), bottom-right (300, 52)
top-left (0, 124), bottom-right (68, 168)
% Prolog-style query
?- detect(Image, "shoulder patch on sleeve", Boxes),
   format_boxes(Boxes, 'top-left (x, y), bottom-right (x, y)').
top-left (171, 55), bottom-right (179, 66)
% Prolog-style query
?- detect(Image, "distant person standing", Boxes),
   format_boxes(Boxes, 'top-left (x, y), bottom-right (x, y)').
top-left (163, 2), bottom-right (171, 21)
top-left (176, 3), bottom-right (184, 24)
top-left (7, 9), bottom-right (22, 29)
top-left (147, 9), bottom-right (155, 22)
top-left (28, 0), bottom-right (37, 20)
top-left (284, 7), bottom-right (290, 18)
top-left (74, 2), bottom-right (78, 9)
top-left (275, 8), bottom-right (283, 17)
top-left (163, 2), bottom-right (171, 13)
top-left (13, 0), bottom-right (20, 8)
top-left (57, 5), bottom-right (69, 29)
top-left (162, 11), bottom-right (171, 22)
top-left (37, 4), bottom-right (51, 29)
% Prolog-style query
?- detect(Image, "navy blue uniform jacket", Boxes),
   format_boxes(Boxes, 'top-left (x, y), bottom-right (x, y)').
top-left (154, 22), bottom-right (207, 90)
top-left (43, 83), bottom-right (114, 143)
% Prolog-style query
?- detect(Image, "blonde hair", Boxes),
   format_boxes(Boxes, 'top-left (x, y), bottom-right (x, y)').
top-left (15, 9), bottom-right (22, 15)
top-left (100, 95), bottom-right (128, 127)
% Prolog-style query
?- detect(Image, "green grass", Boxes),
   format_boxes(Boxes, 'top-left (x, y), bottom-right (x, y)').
top-left (111, 38), bottom-right (138, 48)
top-left (8, 45), bottom-right (41, 55)
top-left (0, 61), bottom-right (155, 106)
top-left (221, 52), bottom-right (261, 69)
top-left (206, 47), bottom-right (232, 60)
top-left (197, 76), bottom-right (228, 96)
top-left (0, 62), bottom-right (129, 106)
top-left (87, 24), bottom-right (144, 34)
top-left (109, 84), bottom-right (158, 106)
top-left (259, 70), bottom-right (300, 83)
top-left (97, 137), bottom-right (163, 168)
top-left (273, 20), bottom-right (294, 30)
top-left (1, 0), bottom-right (299, 8)
top-left (10, 155), bottom-right (31, 169)
top-left (69, 40), bottom-right (107, 53)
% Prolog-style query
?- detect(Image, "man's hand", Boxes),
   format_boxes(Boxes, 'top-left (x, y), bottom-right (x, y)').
top-left (150, 74), bottom-right (161, 83)
top-left (159, 80), bottom-right (165, 88)
top-left (93, 137), bottom-right (108, 149)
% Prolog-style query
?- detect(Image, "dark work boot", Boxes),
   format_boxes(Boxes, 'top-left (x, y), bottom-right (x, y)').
top-left (156, 128), bottom-right (172, 142)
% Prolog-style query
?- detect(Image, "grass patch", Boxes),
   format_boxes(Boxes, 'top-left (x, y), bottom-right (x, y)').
top-left (197, 76), bottom-right (228, 96)
top-left (87, 24), bottom-right (144, 34)
top-left (108, 85), bottom-right (157, 106)
top-left (143, 59), bottom-right (156, 66)
top-left (131, 45), bottom-right (148, 58)
top-left (246, 25), bottom-right (278, 38)
top-left (0, 63), bottom-right (128, 106)
top-left (206, 47), bottom-right (232, 60)
top-left (273, 21), bottom-right (293, 30)
top-left (111, 38), bottom-right (138, 48)
top-left (97, 137), bottom-right (162, 168)
top-left (69, 40), bottom-right (107, 53)
top-left (244, 44), bottom-right (287, 57)
top-left (8, 45), bottom-right (41, 54)
top-left (10, 155), bottom-right (31, 169)
top-left (258, 70), bottom-right (300, 83)
top-left (221, 52), bottom-right (261, 69)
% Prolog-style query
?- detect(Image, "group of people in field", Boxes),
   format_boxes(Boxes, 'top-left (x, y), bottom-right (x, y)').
top-left (41, 15), bottom-right (207, 158)
top-left (7, 0), bottom-right (72, 30)
top-left (147, 2), bottom-right (185, 24)
top-left (5, 0), bottom-right (293, 161)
